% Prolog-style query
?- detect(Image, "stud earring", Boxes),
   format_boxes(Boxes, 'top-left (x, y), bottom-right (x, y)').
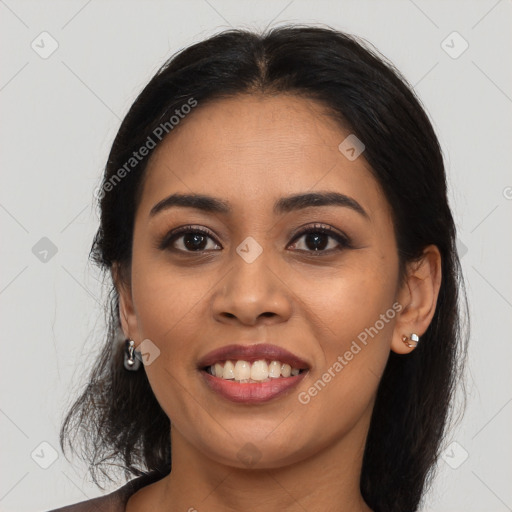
top-left (124, 339), bottom-right (141, 371)
top-left (401, 333), bottom-right (420, 348)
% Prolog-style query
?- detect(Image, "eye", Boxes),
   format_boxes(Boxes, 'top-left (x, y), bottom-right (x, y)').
top-left (158, 223), bottom-right (351, 255)
top-left (288, 223), bottom-right (351, 254)
top-left (158, 225), bottom-right (221, 252)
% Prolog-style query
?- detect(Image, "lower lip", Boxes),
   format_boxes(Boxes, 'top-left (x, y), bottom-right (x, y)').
top-left (200, 371), bottom-right (307, 403)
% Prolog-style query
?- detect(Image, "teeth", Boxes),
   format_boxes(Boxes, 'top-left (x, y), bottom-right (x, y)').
top-left (250, 360), bottom-right (269, 381)
top-left (206, 360), bottom-right (304, 382)
top-left (222, 361), bottom-right (235, 379)
top-left (268, 360), bottom-right (281, 378)
top-left (234, 360), bottom-right (251, 381)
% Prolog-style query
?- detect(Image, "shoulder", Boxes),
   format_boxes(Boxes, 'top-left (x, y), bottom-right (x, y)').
top-left (44, 490), bottom-right (120, 512)
top-left (44, 471), bottom-right (167, 512)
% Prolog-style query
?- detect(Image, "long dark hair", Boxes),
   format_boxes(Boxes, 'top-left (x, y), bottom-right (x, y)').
top-left (59, 25), bottom-right (468, 512)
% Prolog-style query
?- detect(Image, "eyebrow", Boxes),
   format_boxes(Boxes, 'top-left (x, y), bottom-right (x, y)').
top-left (149, 191), bottom-right (369, 219)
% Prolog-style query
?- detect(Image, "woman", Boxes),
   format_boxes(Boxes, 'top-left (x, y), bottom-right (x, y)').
top-left (50, 24), bottom-right (467, 512)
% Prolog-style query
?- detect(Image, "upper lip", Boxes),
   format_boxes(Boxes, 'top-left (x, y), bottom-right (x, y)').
top-left (197, 343), bottom-right (310, 370)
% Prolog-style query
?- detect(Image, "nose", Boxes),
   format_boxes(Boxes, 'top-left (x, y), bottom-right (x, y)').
top-left (211, 243), bottom-right (293, 327)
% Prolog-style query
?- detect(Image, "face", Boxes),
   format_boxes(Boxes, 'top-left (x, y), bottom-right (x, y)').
top-left (120, 93), bottom-right (404, 469)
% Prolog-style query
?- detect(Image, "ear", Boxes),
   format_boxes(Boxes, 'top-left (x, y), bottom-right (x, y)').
top-left (391, 245), bottom-right (442, 354)
top-left (112, 262), bottom-right (139, 342)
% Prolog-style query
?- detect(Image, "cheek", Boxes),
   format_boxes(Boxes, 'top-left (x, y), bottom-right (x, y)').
top-left (292, 284), bottom-right (396, 448)
top-left (129, 265), bottom-right (211, 423)
top-left (298, 252), bottom-right (398, 344)
top-left (130, 251), bottom-right (214, 346)
top-left (296, 252), bottom-right (398, 401)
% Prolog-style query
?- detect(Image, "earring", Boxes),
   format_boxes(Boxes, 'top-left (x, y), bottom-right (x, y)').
top-left (402, 333), bottom-right (420, 348)
top-left (124, 339), bottom-right (141, 371)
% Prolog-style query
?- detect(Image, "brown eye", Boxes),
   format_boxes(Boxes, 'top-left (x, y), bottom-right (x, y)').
top-left (158, 226), bottom-right (221, 252)
top-left (288, 224), bottom-right (351, 254)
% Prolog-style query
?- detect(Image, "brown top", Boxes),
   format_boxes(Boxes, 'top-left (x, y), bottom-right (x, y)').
top-left (45, 470), bottom-right (167, 511)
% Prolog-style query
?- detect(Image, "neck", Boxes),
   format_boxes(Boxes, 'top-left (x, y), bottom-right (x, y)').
top-left (144, 412), bottom-right (373, 512)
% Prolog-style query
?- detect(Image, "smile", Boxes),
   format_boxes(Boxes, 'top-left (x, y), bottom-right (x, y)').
top-left (198, 343), bottom-right (310, 403)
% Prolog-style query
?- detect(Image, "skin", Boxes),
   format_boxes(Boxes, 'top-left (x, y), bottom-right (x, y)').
top-left (118, 93), bottom-right (442, 512)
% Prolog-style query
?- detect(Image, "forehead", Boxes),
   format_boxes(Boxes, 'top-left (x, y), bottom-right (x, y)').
top-left (138, 94), bottom-right (390, 222)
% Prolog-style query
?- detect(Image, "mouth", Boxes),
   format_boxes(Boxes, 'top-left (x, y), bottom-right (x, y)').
top-left (197, 343), bottom-right (310, 403)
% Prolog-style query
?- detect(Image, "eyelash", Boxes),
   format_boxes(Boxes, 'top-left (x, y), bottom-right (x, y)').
top-left (157, 223), bottom-right (352, 255)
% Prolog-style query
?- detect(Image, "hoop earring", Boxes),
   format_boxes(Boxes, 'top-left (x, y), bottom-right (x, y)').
top-left (402, 333), bottom-right (420, 348)
top-left (124, 339), bottom-right (141, 371)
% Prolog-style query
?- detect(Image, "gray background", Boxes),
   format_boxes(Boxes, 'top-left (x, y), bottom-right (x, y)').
top-left (1, 1), bottom-right (511, 510)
